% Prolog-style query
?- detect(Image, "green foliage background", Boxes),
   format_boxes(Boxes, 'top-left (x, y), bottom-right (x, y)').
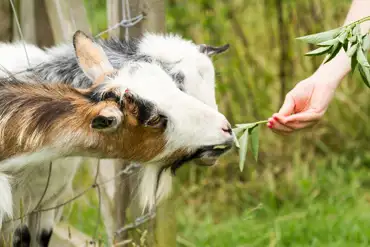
top-left (65, 0), bottom-right (370, 246)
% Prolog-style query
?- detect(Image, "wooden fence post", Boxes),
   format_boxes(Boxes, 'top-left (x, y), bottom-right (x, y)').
top-left (0, 0), bottom-right (12, 41)
top-left (43, 0), bottom-right (90, 43)
top-left (107, 1), bottom-right (176, 246)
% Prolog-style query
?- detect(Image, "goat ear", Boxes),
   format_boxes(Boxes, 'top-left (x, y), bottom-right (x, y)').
top-left (91, 106), bottom-right (123, 131)
top-left (198, 44), bottom-right (230, 56)
top-left (73, 30), bottom-right (115, 83)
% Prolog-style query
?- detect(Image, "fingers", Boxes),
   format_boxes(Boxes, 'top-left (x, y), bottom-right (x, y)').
top-left (284, 111), bottom-right (323, 123)
top-left (268, 113), bottom-right (319, 135)
top-left (268, 116), bottom-right (293, 133)
top-left (278, 93), bottom-right (295, 116)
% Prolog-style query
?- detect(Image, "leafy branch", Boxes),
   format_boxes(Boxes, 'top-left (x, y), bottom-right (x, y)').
top-left (297, 16), bottom-right (370, 87)
top-left (233, 18), bottom-right (370, 172)
top-left (232, 120), bottom-right (267, 172)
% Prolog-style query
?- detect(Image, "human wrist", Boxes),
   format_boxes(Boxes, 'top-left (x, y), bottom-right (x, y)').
top-left (312, 49), bottom-right (351, 88)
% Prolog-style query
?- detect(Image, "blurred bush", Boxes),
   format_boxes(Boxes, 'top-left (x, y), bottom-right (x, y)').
top-left (77, 0), bottom-right (370, 245)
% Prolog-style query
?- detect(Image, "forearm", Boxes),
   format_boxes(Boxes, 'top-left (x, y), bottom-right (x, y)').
top-left (314, 0), bottom-right (370, 86)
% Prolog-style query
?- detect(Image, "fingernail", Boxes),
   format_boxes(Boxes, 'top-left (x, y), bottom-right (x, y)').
top-left (273, 116), bottom-right (278, 121)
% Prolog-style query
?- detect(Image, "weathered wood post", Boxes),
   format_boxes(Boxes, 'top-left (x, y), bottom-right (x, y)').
top-left (0, 0), bottom-right (12, 41)
top-left (107, 0), bottom-right (176, 246)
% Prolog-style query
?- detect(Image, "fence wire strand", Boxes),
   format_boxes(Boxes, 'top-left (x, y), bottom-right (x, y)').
top-left (3, 0), bottom-right (156, 245)
top-left (9, 0), bottom-right (31, 68)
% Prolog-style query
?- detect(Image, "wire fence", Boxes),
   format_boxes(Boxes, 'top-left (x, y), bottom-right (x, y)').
top-left (2, 0), bottom-right (155, 246)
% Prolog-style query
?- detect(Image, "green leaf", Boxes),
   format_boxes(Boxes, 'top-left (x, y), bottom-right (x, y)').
top-left (232, 129), bottom-right (240, 148)
top-left (317, 38), bottom-right (339, 46)
top-left (232, 127), bottom-right (245, 136)
top-left (362, 34), bottom-right (370, 51)
top-left (342, 39), bottom-right (349, 52)
top-left (337, 30), bottom-right (348, 44)
top-left (349, 35), bottom-right (357, 43)
top-left (358, 64), bottom-right (370, 88)
top-left (235, 123), bottom-right (256, 129)
top-left (356, 48), bottom-right (370, 67)
top-left (296, 28), bottom-right (341, 45)
top-left (305, 45), bottom-right (332, 56)
top-left (351, 52), bottom-right (358, 72)
top-left (323, 42), bottom-right (342, 64)
top-left (238, 130), bottom-right (249, 172)
top-left (347, 43), bottom-right (358, 57)
top-left (353, 24), bottom-right (361, 36)
top-left (249, 125), bottom-right (260, 161)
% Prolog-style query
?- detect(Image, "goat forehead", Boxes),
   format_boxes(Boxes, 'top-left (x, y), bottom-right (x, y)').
top-left (114, 63), bottom-right (177, 92)
top-left (138, 33), bottom-right (201, 63)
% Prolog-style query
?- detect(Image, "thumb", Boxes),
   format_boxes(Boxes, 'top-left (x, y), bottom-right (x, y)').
top-left (278, 94), bottom-right (295, 116)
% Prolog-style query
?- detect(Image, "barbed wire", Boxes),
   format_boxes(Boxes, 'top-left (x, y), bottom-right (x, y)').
top-left (9, 0), bottom-right (31, 68)
top-left (95, 14), bottom-right (144, 38)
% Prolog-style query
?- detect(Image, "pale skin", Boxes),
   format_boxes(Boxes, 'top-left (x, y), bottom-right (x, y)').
top-left (269, 0), bottom-right (370, 135)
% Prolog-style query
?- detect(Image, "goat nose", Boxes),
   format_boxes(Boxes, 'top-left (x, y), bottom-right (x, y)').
top-left (221, 120), bottom-right (232, 136)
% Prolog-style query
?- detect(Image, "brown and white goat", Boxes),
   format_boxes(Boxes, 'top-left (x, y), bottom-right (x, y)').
top-left (0, 31), bottom-right (233, 244)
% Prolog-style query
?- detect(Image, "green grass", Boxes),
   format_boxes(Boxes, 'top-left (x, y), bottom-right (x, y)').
top-left (64, 1), bottom-right (370, 246)
top-left (176, 197), bottom-right (370, 247)
top-left (174, 154), bottom-right (370, 247)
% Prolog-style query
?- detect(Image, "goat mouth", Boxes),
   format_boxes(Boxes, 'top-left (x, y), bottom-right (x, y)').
top-left (167, 140), bottom-right (233, 175)
top-left (193, 141), bottom-right (233, 166)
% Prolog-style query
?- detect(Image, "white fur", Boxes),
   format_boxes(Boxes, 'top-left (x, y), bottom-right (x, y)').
top-left (0, 42), bottom-right (47, 77)
top-left (108, 62), bottom-right (228, 157)
top-left (0, 36), bottom-right (230, 232)
top-left (139, 33), bottom-right (218, 110)
top-left (0, 34), bottom-right (229, 247)
top-left (0, 174), bottom-right (12, 229)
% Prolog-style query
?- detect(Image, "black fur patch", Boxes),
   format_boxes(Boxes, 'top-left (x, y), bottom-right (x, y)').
top-left (27, 37), bottom-right (186, 92)
top-left (13, 225), bottom-right (31, 247)
top-left (32, 98), bottom-right (74, 131)
top-left (38, 229), bottom-right (53, 247)
top-left (171, 72), bottom-right (185, 91)
top-left (124, 93), bottom-right (158, 125)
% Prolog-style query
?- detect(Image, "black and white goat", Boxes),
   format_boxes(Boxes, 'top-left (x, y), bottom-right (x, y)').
top-left (0, 32), bottom-right (230, 246)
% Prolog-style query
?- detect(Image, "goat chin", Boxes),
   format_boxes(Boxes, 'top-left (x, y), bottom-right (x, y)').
top-left (139, 164), bottom-right (173, 213)
top-left (0, 173), bottom-right (12, 228)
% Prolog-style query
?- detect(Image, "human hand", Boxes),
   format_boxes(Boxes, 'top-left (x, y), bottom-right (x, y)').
top-left (267, 73), bottom-right (341, 135)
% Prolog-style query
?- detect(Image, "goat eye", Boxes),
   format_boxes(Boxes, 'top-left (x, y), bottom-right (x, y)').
top-left (146, 115), bottom-right (167, 128)
top-left (102, 91), bottom-right (120, 103)
top-left (148, 116), bottom-right (160, 125)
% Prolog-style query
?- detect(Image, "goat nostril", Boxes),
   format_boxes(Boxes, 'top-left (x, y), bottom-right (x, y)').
top-left (221, 122), bottom-right (232, 135)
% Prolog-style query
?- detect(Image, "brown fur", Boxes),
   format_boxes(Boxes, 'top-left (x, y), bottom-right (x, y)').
top-left (0, 79), bottom-right (166, 163)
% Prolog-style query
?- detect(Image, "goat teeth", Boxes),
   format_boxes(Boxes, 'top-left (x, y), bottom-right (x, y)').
top-left (213, 145), bottom-right (227, 150)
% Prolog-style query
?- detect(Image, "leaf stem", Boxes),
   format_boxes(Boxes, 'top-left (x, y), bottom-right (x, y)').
top-left (347, 16), bottom-right (370, 27)
top-left (253, 120), bottom-right (269, 125)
